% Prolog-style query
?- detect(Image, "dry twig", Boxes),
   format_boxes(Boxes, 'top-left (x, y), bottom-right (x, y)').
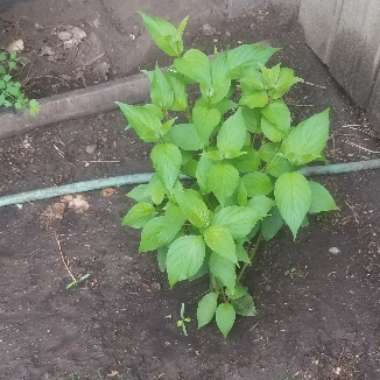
top-left (54, 232), bottom-right (76, 282)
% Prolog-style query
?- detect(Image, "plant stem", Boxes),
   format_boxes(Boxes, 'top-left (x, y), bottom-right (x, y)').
top-left (211, 276), bottom-right (227, 302)
top-left (237, 234), bottom-right (263, 282)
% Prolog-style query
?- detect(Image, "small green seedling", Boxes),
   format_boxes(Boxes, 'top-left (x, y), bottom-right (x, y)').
top-left (66, 273), bottom-right (91, 290)
top-left (176, 303), bottom-right (191, 336)
top-left (0, 50), bottom-right (39, 114)
top-left (120, 13), bottom-right (338, 337)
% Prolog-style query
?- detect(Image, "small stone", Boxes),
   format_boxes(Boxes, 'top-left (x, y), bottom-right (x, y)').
top-left (334, 367), bottom-right (342, 375)
top-left (57, 31), bottom-right (72, 42)
top-left (71, 26), bottom-right (87, 42)
top-left (85, 144), bottom-right (97, 154)
top-left (225, 30), bottom-right (231, 37)
top-left (202, 23), bottom-right (217, 36)
top-left (329, 247), bottom-right (341, 255)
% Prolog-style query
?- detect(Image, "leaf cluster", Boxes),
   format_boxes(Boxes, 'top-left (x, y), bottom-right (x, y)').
top-left (120, 13), bottom-right (338, 337)
top-left (0, 50), bottom-right (39, 114)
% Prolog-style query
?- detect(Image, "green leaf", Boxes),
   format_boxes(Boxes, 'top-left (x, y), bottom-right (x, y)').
top-left (197, 292), bottom-right (218, 328)
top-left (240, 68), bottom-right (265, 92)
top-left (216, 303), bottom-right (236, 338)
top-left (232, 294), bottom-right (257, 317)
top-left (213, 206), bottom-right (259, 239)
top-left (174, 49), bottom-right (211, 85)
top-left (260, 101), bottom-right (291, 142)
top-left (242, 172), bottom-right (273, 197)
top-left (233, 149), bottom-right (260, 173)
top-left (167, 73), bottom-right (188, 111)
top-left (242, 107), bottom-right (261, 133)
top-left (236, 243), bottom-right (250, 264)
top-left (127, 184), bottom-right (150, 202)
top-left (140, 218), bottom-right (183, 253)
top-left (127, 177), bottom-right (165, 205)
top-left (248, 195), bottom-right (274, 220)
top-left (151, 143), bottom-right (182, 190)
top-left (266, 154), bottom-right (293, 177)
top-left (261, 64), bottom-right (281, 88)
top-left (167, 235), bottom-right (206, 287)
top-left (261, 101), bottom-right (291, 131)
top-left (240, 91), bottom-right (268, 109)
top-left (204, 225), bottom-right (237, 263)
top-left (259, 142), bottom-right (279, 162)
top-left (175, 188), bottom-right (211, 228)
top-left (139, 12), bottom-right (184, 57)
top-left (28, 99), bottom-right (40, 116)
top-left (193, 101), bottom-right (221, 144)
top-left (274, 172), bottom-right (312, 239)
top-left (226, 285), bottom-right (248, 300)
top-left (122, 202), bottom-right (156, 229)
top-left (139, 204), bottom-right (185, 252)
top-left (272, 67), bottom-right (303, 99)
top-left (217, 108), bottom-right (247, 158)
top-left (215, 98), bottom-right (237, 115)
top-left (261, 207), bottom-right (284, 241)
top-left (182, 158), bottom-right (198, 177)
top-left (309, 181), bottom-right (337, 214)
top-left (236, 180), bottom-right (248, 206)
top-left (205, 52), bottom-right (231, 104)
top-left (118, 102), bottom-right (162, 142)
top-left (208, 163), bottom-right (240, 205)
top-left (167, 123), bottom-right (204, 151)
top-left (177, 15), bottom-right (189, 37)
top-left (189, 260), bottom-right (209, 281)
top-left (282, 109), bottom-right (330, 165)
top-left (261, 118), bottom-right (283, 142)
top-left (149, 65), bottom-right (174, 109)
top-left (165, 201), bottom-right (185, 220)
top-left (160, 117), bottom-right (176, 136)
top-left (196, 154), bottom-right (213, 193)
top-left (149, 175), bottom-right (166, 205)
top-left (209, 252), bottom-right (236, 291)
top-left (227, 43), bottom-right (279, 79)
top-left (205, 149), bottom-right (224, 161)
top-left (157, 247), bottom-right (167, 272)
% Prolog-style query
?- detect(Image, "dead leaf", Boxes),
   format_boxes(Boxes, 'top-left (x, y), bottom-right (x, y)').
top-left (40, 202), bottom-right (65, 228)
top-left (7, 39), bottom-right (24, 53)
top-left (57, 25), bottom-right (87, 49)
top-left (62, 195), bottom-right (90, 213)
top-left (101, 188), bottom-right (118, 197)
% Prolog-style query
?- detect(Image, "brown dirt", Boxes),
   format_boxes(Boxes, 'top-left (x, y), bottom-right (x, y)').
top-left (1, 5), bottom-right (380, 380)
top-left (0, 0), bottom-right (224, 99)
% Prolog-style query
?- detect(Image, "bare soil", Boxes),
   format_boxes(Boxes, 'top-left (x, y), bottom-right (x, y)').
top-left (1, 5), bottom-right (380, 380)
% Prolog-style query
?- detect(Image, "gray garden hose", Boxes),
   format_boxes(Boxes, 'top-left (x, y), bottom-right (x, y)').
top-left (1, 159), bottom-right (380, 208)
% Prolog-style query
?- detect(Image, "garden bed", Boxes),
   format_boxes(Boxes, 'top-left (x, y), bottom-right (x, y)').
top-left (1, 6), bottom-right (380, 380)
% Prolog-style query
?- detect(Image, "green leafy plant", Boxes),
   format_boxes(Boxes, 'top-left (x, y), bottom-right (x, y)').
top-left (0, 50), bottom-right (39, 114)
top-left (119, 13), bottom-right (338, 337)
top-left (176, 302), bottom-right (192, 336)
